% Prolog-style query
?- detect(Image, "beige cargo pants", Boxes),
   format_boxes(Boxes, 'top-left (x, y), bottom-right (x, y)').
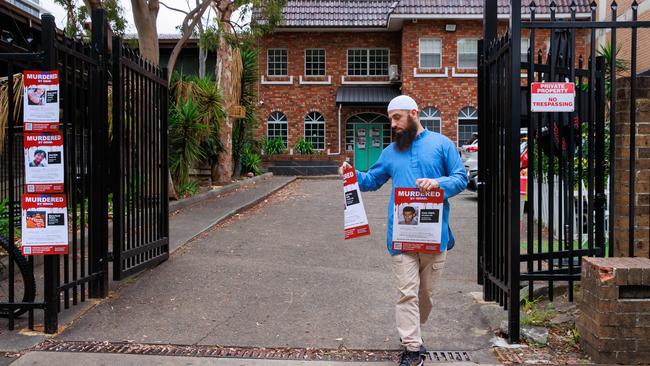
top-left (391, 251), bottom-right (447, 352)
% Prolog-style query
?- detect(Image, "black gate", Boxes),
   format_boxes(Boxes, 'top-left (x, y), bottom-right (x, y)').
top-left (1, 9), bottom-right (168, 333)
top-left (478, 0), bottom-right (650, 342)
top-left (111, 38), bottom-right (169, 280)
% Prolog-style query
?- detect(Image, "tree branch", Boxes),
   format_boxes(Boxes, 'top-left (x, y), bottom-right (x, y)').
top-left (159, 1), bottom-right (189, 14)
top-left (166, 0), bottom-right (213, 81)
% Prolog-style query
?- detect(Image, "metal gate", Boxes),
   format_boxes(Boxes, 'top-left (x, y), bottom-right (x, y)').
top-left (478, 0), bottom-right (650, 342)
top-left (1, 9), bottom-right (168, 333)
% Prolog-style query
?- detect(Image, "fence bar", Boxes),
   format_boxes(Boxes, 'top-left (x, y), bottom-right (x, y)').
top-left (7, 60), bottom-right (16, 331)
top-left (609, 1), bottom-right (617, 257)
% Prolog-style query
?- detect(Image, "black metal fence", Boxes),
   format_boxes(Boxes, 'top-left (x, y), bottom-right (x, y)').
top-left (1, 9), bottom-right (168, 333)
top-left (478, 0), bottom-right (650, 342)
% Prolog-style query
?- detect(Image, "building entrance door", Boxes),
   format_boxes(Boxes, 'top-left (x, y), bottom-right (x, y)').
top-left (354, 124), bottom-right (383, 171)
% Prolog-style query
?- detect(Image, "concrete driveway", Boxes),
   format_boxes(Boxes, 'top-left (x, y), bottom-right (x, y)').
top-left (56, 179), bottom-right (493, 355)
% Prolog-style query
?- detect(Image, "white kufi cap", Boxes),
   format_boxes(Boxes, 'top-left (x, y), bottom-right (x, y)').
top-left (387, 95), bottom-right (419, 112)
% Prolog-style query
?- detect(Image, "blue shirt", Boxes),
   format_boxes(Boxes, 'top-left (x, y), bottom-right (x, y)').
top-left (356, 129), bottom-right (468, 255)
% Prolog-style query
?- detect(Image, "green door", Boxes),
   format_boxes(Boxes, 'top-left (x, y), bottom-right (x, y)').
top-left (354, 124), bottom-right (383, 171)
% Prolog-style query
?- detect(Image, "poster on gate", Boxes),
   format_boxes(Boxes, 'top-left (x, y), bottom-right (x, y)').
top-left (21, 194), bottom-right (68, 255)
top-left (343, 165), bottom-right (371, 239)
top-left (23, 70), bottom-right (60, 131)
top-left (392, 188), bottom-right (444, 253)
top-left (24, 132), bottom-right (64, 193)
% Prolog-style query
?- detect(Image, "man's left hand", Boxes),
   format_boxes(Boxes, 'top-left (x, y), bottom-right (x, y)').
top-left (415, 178), bottom-right (440, 193)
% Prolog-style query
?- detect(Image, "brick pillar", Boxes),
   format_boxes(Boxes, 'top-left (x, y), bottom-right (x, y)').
top-left (613, 76), bottom-right (650, 257)
top-left (577, 257), bottom-right (650, 364)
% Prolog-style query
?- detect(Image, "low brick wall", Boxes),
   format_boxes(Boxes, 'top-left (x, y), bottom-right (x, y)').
top-left (577, 257), bottom-right (650, 364)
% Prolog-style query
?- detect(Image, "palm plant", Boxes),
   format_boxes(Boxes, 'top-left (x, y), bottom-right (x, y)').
top-left (233, 46), bottom-right (260, 176)
top-left (169, 98), bottom-right (207, 192)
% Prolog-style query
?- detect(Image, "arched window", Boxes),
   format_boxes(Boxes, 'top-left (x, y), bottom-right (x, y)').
top-left (419, 107), bottom-right (441, 133)
top-left (304, 112), bottom-right (325, 150)
top-left (267, 112), bottom-right (288, 147)
top-left (457, 106), bottom-right (478, 145)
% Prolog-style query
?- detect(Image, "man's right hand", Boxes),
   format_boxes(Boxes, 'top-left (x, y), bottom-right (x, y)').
top-left (339, 162), bottom-right (352, 177)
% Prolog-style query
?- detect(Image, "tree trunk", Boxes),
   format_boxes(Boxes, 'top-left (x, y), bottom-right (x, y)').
top-left (199, 47), bottom-right (207, 78)
top-left (213, 4), bottom-right (241, 184)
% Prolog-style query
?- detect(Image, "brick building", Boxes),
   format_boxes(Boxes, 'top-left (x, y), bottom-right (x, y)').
top-left (255, 0), bottom-right (591, 171)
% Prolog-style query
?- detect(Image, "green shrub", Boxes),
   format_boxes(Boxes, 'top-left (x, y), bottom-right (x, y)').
top-left (176, 180), bottom-right (199, 198)
top-left (0, 198), bottom-right (9, 238)
top-left (263, 137), bottom-right (285, 155)
top-left (169, 97), bottom-right (207, 190)
top-left (295, 138), bottom-right (315, 155)
top-left (241, 143), bottom-right (262, 176)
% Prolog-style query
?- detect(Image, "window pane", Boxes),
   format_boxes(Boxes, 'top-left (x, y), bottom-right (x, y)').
top-left (268, 112), bottom-right (288, 147)
top-left (420, 54), bottom-right (440, 68)
top-left (348, 49), bottom-right (368, 75)
top-left (306, 49), bottom-right (325, 76)
top-left (268, 49), bottom-right (288, 76)
top-left (304, 112), bottom-right (325, 150)
top-left (521, 38), bottom-right (530, 63)
top-left (420, 39), bottom-right (441, 53)
top-left (458, 53), bottom-right (477, 68)
top-left (457, 39), bottom-right (477, 69)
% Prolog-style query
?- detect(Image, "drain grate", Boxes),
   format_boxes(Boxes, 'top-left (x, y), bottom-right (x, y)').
top-left (32, 341), bottom-right (473, 363)
top-left (429, 351), bottom-right (473, 363)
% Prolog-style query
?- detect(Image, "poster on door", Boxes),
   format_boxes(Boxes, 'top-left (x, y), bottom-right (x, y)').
top-left (392, 187), bottom-right (444, 253)
top-left (343, 165), bottom-right (371, 239)
top-left (24, 132), bottom-right (64, 193)
top-left (21, 194), bottom-right (69, 255)
top-left (371, 128), bottom-right (380, 148)
top-left (23, 70), bottom-right (60, 131)
top-left (357, 128), bottom-right (366, 149)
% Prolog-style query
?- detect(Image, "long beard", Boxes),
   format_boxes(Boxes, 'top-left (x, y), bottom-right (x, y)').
top-left (393, 115), bottom-right (419, 151)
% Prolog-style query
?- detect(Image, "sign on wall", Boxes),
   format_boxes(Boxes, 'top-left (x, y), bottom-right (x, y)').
top-left (531, 82), bottom-right (575, 113)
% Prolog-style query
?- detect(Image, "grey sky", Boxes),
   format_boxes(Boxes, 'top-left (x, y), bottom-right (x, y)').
top-left (40, 0), bottom-right (226, 35)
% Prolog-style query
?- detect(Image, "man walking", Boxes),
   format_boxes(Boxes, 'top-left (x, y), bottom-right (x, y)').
top-left (339, 95), bottom-right (467, 366)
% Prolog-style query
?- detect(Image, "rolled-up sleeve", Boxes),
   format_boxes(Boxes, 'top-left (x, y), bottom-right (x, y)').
top-left (356, 152), bottom-right (391, 192)
top-left (436, 139), bottom-right (468, 198)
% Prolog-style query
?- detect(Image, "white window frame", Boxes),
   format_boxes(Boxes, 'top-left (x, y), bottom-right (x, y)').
top-left (419, 107), bottom-right (442, 133)
top-left (267, 111), bottom-right (289, 148)
top-left (456, 38), bottom-right (479, 69)
top-left (346, 48), bottom-right (390, 76)
top-left (419, 38), bottom-right (442, 69)
top-left (267, 48), bottom-right (288, 76)
top-left (457, 106), bottom-right (478, 145)
top-left (304, 112), bottom-right (326, 150)
top-left (521, 38), bottom-right (530, 63)
top-left (304, 48), bottom-right (326, 76)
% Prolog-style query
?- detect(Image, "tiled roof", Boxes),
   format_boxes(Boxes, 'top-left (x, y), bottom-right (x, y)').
top-left (392, 0), bottom-right (592, 16)
top-left (260, 0), bottom-right (395, 28)
top-left (261, 0), bottom-right (592, 28)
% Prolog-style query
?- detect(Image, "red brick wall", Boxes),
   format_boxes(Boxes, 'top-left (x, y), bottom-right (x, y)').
top-left (255, 31), bottom-right (401, 161)
top-left (254, 22), bottom-right (590, 160)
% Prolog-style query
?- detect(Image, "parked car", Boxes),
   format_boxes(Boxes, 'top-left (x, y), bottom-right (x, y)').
top-left (460, 134), bottom-right (479, 192)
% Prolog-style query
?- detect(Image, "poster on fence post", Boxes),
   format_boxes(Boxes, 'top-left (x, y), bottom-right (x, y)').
top-left (24, 132), bottom-right (64, 193)
top-left (343, 165), bottom-right (371, 239)
top-left (23, 70), bottom-right (60, 132)
top-left (21, 194), bottom-right (69, 255)
top-left (392, 187), bottom-right (444, 253)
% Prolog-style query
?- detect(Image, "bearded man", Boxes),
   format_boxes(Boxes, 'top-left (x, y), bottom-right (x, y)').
top-left (339, 95), bottom-right (467, 366)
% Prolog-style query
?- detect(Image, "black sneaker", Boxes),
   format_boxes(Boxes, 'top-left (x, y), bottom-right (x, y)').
top-left (398, 349), bottom-right (426, 366)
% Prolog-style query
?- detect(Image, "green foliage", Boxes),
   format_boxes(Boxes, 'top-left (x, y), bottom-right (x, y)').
top-left (169, 98), bottom-right (208, 190)
top-left (597, 41), bottom-right (629, 98)
top-left (568, 327), bottom-right (580, 346)
top-left (294, 138), bottom-right (315, 155)
top-left (240, 143), bottom-right (262, 176)
top-left (176, 180), bottom-right (200, 198)
top-left (521, 297), bottom-right (556, 327)
top-left (263, 137), bottom-right (285, 155)
top-left (199, 25), bottom-right (221, 52)
top-left (233, 45), bottom-right (260, 175)
top-left (54, 0), bottom-right (127, 38)
top-left (0, 198), bottom-right (9, 238)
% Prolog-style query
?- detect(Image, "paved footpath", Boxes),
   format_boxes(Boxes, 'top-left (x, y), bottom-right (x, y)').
top-left (8, 178), bottom-right (500, 365)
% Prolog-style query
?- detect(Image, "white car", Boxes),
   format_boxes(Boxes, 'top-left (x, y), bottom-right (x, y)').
top-left (459, 136), bottom-right (478, 191)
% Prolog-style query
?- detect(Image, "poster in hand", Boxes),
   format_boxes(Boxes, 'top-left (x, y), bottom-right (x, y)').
top-left (343, 165), bottom-right (371, 239)
top-left (23, 70), bottom-right (60, 131)
top-left (24, 132), bottom-right (64, 193)
top-left (392, 187), bottom-right (444, 253)
top-left (21, 194), bottom-right (69, 255)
